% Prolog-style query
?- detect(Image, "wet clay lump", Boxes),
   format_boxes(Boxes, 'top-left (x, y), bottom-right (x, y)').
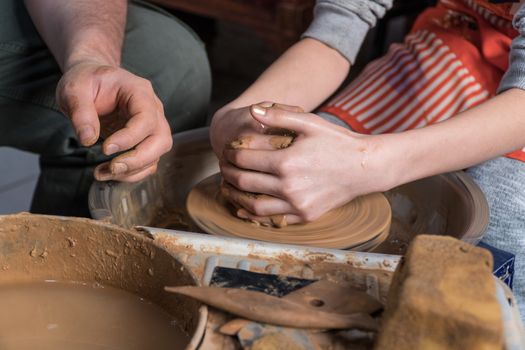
top-left (375, 235), bottom-right (503, 350)
top-left (187, 173), bottom-right (392, 250)
top-left (0, 281), bottom-right (188, 350)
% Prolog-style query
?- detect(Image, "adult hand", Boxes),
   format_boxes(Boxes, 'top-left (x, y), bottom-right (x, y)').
top-left (209, 103), bottom-right (304, 158)
top-left (220, 103), bottom-right (396, 225)
top-left (56, 60), bottom-right (172, 182)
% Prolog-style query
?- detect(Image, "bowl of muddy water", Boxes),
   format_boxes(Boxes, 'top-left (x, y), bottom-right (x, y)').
top-left (0, 213), bottom-right (206, 350)
top-left (89, 127), bottom-right (489, 255)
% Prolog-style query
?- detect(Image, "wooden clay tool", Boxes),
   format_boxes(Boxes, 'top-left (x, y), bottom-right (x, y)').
top-left (217, 278), bottom-right (383, 335)
top-left (165, 284), bottom-right (379, 331)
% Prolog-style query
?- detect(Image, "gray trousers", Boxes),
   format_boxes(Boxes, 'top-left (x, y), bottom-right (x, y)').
top-left (0, 0), bottom-right (211, 217)
top-left (467, 158), bottom-right (525, 319)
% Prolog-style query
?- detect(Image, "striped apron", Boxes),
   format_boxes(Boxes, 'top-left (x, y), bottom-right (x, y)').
top-left (320, 0), bottom-right (525, 162)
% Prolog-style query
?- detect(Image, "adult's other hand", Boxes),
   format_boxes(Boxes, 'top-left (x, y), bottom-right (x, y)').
top-left (56, 60), bottom-right (172, 182)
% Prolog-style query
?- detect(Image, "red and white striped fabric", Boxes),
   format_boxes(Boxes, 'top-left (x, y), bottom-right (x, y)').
top-left (320, 0), bottom-right (525, 162)
top-left (324, 30), bottom-right (488, 135)
top-left (462, 0), bottom-right (514, 29)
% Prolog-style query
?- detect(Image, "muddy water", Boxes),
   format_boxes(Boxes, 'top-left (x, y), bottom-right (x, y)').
top-left (0, 281), bottom-right (189, 350)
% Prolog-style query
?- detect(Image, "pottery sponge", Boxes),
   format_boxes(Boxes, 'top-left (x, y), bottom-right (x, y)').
top-left (375, 234), bottom-right (503, 350)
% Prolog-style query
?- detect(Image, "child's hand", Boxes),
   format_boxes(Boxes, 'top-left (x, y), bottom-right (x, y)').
top-left (220, 103), bottom-right (396, 225)
top-left (209, 103), bottom-right (304, 158)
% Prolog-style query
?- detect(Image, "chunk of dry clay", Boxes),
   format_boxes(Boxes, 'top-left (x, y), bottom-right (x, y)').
top-left (375, 235), bottom-right (503, 350)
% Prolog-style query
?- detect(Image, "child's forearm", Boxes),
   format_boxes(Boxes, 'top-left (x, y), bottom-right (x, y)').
top-left (384, 88), bottom-right (525, 187)
top-left (221, 38), bottom-right (350, 113)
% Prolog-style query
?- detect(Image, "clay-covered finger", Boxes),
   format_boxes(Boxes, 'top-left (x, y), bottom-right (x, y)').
top-left (114, 162), bottom-right (158, 182)
top-left (94, 160), bottom-right (158, 182)
top-left (94, 157), bottom-right (157, 180)
top-left (105, 131), bottom-right (171, 176)
top-left (228, 134), bottom-right (293, 151)
top-left (220, 162), bottom-right (281, 196)
top-left (93, 162), bottom-right (110, 181)
top-left (102, 91), bottom-right (160, 155)
top-left (236, 208), bottom-right (303, 227)
top-left (221, 182), bottom-right (294, 217)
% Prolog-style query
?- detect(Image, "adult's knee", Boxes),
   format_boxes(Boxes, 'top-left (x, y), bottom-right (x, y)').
top-left (122, 1), bottom-right (211, 132)
top-left (468, 157), bottom-right (525, 318)
top-left (467, 157), bottom-right (525, 245)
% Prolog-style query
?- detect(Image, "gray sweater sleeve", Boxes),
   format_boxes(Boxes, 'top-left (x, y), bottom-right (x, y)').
top-left (498, 5), bottom-right (525, 93)
top-left (302, 0), bottom-right (393, 64)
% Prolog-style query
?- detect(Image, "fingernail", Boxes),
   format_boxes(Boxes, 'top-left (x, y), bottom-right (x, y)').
top-left (252, 106), bottom-right (267, 116)
top-left (96, 173), bottom-right (113, 181)
top-left (94, 164), bottom-right (113, 181)
top-left (111, 162), bottom-right (128, 175)
top-left (78, 125), bottom-right (95, 145)
top-left (259, 102), bottom-right (275, 108)
top-left (105, 143), bottom-right (120, 155)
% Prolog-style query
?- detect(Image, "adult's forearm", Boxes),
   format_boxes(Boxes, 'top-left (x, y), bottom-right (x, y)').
top-left (24, 0), bottom-right (127, 70)
top-left (222, 38), bottom-right (350, 113)
top-left (386, 88), bottom-right (525, 187)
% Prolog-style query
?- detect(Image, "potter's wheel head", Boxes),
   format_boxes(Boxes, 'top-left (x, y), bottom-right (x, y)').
top-left (186, 173), bottom-right (392, 250)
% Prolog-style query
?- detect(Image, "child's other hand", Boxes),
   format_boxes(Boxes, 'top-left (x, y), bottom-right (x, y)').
top-left (209, 103), bottom-right (304, 158)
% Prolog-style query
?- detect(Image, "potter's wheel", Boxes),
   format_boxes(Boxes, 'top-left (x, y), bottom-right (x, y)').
top-left (186, 173), bottom-right (392, 250)
top-left (89, 127), bottom-right (490, 255)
